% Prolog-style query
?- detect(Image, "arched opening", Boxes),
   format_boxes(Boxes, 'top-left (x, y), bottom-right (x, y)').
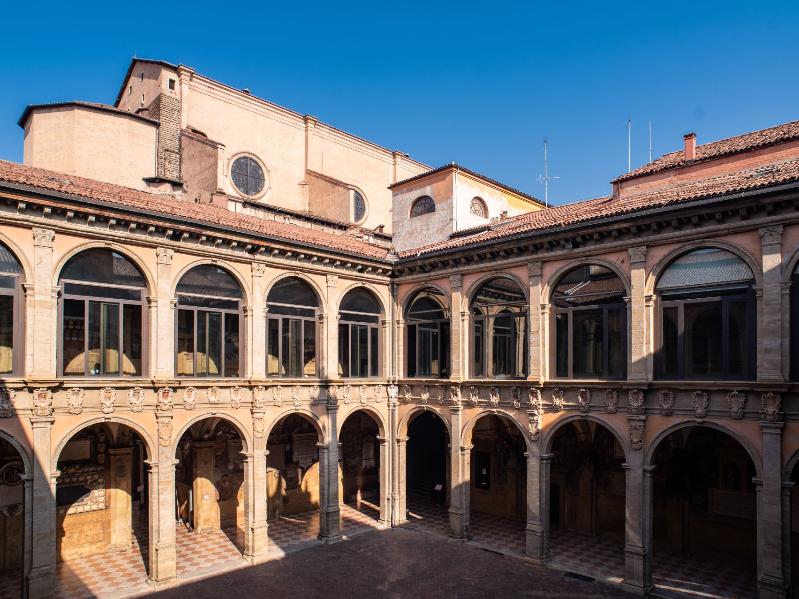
top-left (405, 411), bottom-right (450, 533)
top-left (0, 436), bottom-right (25, 596)
top-left (470, 277), bottom-right (527, 379)
top-left (791, 460), bottom-right (799, 595)
top-left (548, 420), bottom-right (626, 582)
top-left (174, 418), bottom-right (247, 575)
top-left (409, 195), bottom-right (435, 217)
top-left (59, 249), bottom-right (147, 377)
top-left (54, 423), bottom-right (149, 597)
top-left (0, 243), bottom-right (23, 375)
top-left (266, 414), bottom-right (322, 549)
top-left (468, 415), bottom-right (527, 555)
top-left (651, 426), bottom-right (757, 597)
top-left (655, 248), bottom-right (756, 380)
top-left (552, 264), bottom-right (626, 379)
top-left (176, 265), bottom-right (243, 378)
top-left (790, 261), bottom-right (799, 381)
top-left (339, 410), bottom-right (383, 531)
top-left (266, 277), bottom-right (320, 378)
top-left (405, 289), bottom-right (450, 379)
top-left (338, 288), bottom-right (382, 378)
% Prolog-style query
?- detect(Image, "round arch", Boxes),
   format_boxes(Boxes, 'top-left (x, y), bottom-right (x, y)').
top-left (53, 416), bottom-right (157, 465)
top-left (265, 408), bottom-right (326, 444)
top-left (541, 258), bottom-right (631, 305)
top-left (465, 272), bottom-right (529, 312)
top-left (400, 284), bottom-right (451, 315)
top-left (783, 249), bottom-right (799, 285)
top-left (338, 405), bottom-right (387, 439)
top-left (263, 271), bottom-right (326, 315)
top-left (173, 411), bottom-right (253, 455)
top-left (171, 259), bottom-right (252, 306)
top-left (0, 231), bottom-right (32, 285)
top-left (645, 420), bottom-right (763, 479)
top-left (646, 240), bottom-right (762, 295)
top-left (0, 430), bottom-right (32, 477)
top-left (334, 283), bottom-right (388, 317)
top-left (52, 241), bottom-right (156, 292)
top-left (461, 409), bottom-right (532, 453)
top-left (783, 447), bottom-right (799, 482)
top-left (542, 413), bottom-right (631, 462)
top-left (397, 406), bottom-right (451, 439)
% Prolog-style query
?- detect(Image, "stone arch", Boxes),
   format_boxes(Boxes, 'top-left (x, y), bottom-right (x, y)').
top-left (646, 240), bottom-right (762, 296)
top-left (783, 248), bottom-right (799, 285)
top-left (400, 283), bottom-right (451, 315)
top-left (0, 231), bottom-right (32, 285)
top-left (541, 257), bottom-right (631, 305)
top-left (171, 259), bottom-right (252, 306)
top-left (52, 241), bottom-right (156, 293)
top-left (264, 271), bottom-right (326, 315)
top-left (398, 406), bottom-right (451, 440)
top-left (173, 411), bottom-right (252, 456)
top-left (265, 408), bottom-right (326, 445)
top-left (542, 413), bottom-right (631, 462)
top-left (53, 416), bottom-right (156, 465)
top-left (465, 272), bottom-right (529, 312)
top-left (0, 430), bottom-right (31, 477)
top-left (461, 409), bottom-right (532, 453)
top-left (784, 447), bottom-right (799, 482)
top-left (338, 405), bottom-right (387, 439)
top-left (334, 282), bottom-right (388, 317)
top-left (645, 419), bottom-right (763, 479)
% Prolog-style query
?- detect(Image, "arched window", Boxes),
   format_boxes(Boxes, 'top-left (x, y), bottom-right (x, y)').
top-left (552, 264), bottom-right (626, 379)
top-left (0, 243), bottom-right (22, 375)
top-left (471, 278), bottom-right (527, 378)
top-left (470, 197), bottom-right (488, 219)
top-left (791, 262), bottom-right (799, 380)
top-left (338, 288), bottom-right (381, 378)
top-left (176, 265), bottom-right (242, 377)
top-left (656, 248), bottom-right (755, 380)
top-left (410, 196), bottom-right (435, 218)
top-left (60, 249), bottom-right (146, 376)
top-left (352, 190), bottom-right (367, 223)
top-left (266, 277), bottom-right (319, 378)
top-left (406, 289), bottom-right (450, 378)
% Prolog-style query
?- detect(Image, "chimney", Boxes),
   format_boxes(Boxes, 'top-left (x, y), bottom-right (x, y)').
top-left (683, 133), bottom-right (697, 161)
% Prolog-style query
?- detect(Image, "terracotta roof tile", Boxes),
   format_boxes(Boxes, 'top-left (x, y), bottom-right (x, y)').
top-left (614, 120), bottom-right (799, 182)
top-left (0, 160), bottom-right (388, 260)
top-left (400, 157), bottom-right (799, 258)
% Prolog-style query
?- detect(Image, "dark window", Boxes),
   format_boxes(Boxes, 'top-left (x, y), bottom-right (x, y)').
top-left (791, 264), bottom-right (799, 380)
top-left (552, 264), bottom-right (626, 380)
top-left (406, 290), bottom-right (450, 378)
top-left (176, 265), bottom-right (242, 377)
top-left (352, 191), bottom-right (367, 223)
top-left (410, 196), bottom-right (435, 218)
top-left (471, 278), bottom-right (528, 378)
top-left (470, 197), bottom-right (488, 219)
top-left (338, 288), bottom-right (381, 378)
top-left (656, 248), bottom-right (755, 380)
top-left (168, 78), bottom-right (176, 91)
top-left (0, 243), bottom-right (21, 375)
top-left (59, 249), bottom-right (146, 377)
top-left (267, 277), bottom-right (319, 378)
top-left (231, 156), bottom-right (266, 196)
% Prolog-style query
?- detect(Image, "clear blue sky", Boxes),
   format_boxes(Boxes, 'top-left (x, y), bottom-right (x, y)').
top-left (0, 0), bottom-right (796, 205)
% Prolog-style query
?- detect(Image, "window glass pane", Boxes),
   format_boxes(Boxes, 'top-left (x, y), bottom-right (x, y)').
top-left (303, 319), bottom-right (316, 377)
top-left (340, 288), bottom-right (381, 314)
top-left (410, 195), bottom-right (435, 217)
top-left (407, 325), bottom-right (417, 377)
top-left (352, 191), bottom-right (366, 222)
top-left (267, 319), bottom-right (279, 376)
top-left (207, 312), bottom-right (222, 376)
top-left (473, 318), bottom-right (484, 377)
top-left (657, 248), bottom-right (754, 293)
top-left (177, 295), bottom-right (239, 310)
top-left (225, 313), bottom-right (239, 377)
top-left (0, 296), bottom-right (13, 374)
top-left (287, 319), bottom-right (302, 377)
top-left (573, 309), bottom-right (603, 378)
top-left (430, 325), bottom-right (440, 377)
top-left (0, 244), bottom-right (22, 276)
top-left (63, 283), bottom-right (142, 301)
top-left (176, 265), bottom-right (242, 299)
top-left (350, 325), bottom-right (359, 377)
top-left (177, 309), bottom-right (194, 376)
top-left (661, 306), bottom-right (679, 378)
top-left (555, 312), bottom-right (568, 378)
top-left (268, 305), bottom-right (316, 318)
top-left (122, 304), bottom-right (142, 376)
top-left (684, 301), bottom-right (723, 378)
top-left (0, 275), bottom-right (17, 289)
top-left (357, 325), bottom-right (369, 377)
top-left (267, 278), bottom-right (318, 308)
top-left (370, 327), bottom-right (378, 377)
top-left (418, 324), bottom-right (432, 377)
top-left (101, 303), bottom-right (120, 375)
top-left (197, 312), bottom-right (208, 376)
top-left (407, 295), bottom-right (444, 320)
top-left (87, 302), bottom-right (102, 375)
top-left (492, 312), bottom-right (514, 376)
top-left (553, 265), bottom-right (625, 308)
top-left (607, 306), bottom-right (625, 379)
top-left (728, 300), bottom-right (749, 377)
top-left (63, 299), bottom-right (85, 375)
top-left (440, 322), bottom-right (450, 378)
top-left (60, 249), bottom-right (146, 288)
top-left (338, 323), bottom-right (349, 377)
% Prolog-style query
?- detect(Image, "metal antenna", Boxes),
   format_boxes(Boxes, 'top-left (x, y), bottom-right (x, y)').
top-left (537, 137), bottom-right (559, 208)
top-left (648, 120), bottom-right (653, 163)
top-left (627, 119), bottom-right (632, 172)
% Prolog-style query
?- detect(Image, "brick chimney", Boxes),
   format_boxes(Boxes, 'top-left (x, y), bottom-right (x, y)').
top-left (683, 133), bottom-right (697, 161)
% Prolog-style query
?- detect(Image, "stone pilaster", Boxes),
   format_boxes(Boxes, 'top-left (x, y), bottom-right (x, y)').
top-left (448, 404), bottom-right (469, 539)
top-left (395, 317), bottom-right (406, 378)
top-left (147, 414), bottom-right (177, 588)
top-left (318, 402), bottom-right (341, 541)
top-left (527, 262), bottom-right (543, 382)
top-left (26, 416), bottom-right (55, 599)
top-left (623, 449), bottom-right (652, 595)
top-left (30, 228), bottom-right (55, 378)
top-left (324, 275), bottom-right (338, 379)
top-left (154, 248), bottom-right (174, 378)
top-left (192, 441), bottom-right (220, 532)
top-left (757, 422), bottom-right (789, 598)
top-left (250, 263), bottom-right (267, 379)
top-left (108, 448), bottom-right (133, 550)
top-left (525, 448), bottom-right (551, 561)
top-left (394, 435), bottom-right (408, 525)
top-left (759, 226), bottom-right (784, 382)
top-left (377, 436), bottom-right (390, 525)
top-left (242, 438), bottom-right (268, 563)
top-left (628, 247), bottom-right (648, 382)
top-left (449, 274), bottom-right (464, 380)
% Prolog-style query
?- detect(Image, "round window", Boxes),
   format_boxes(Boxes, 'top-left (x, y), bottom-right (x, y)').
top-left (353, 190), bottom-right (366, 223)
top-left (231, 156), bottom-right (265, 197)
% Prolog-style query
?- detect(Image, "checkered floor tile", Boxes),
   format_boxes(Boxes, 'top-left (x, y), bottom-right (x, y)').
top-left (0, 571), bottom-right (22, 599)
top-left (469, 511), bottom-right (526, 556)
top-left (403, 495), bottom-right (450, 538)
top-left (652, 548), bottom-right (757, 599)
top-left (549, 529), bottom-right (626, 583)
top-left (175, 525), bottom-right (248, 579)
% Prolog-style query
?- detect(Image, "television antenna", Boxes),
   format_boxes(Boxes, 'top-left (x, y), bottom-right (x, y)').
top-left (537, 138), bottom-right (559, 208)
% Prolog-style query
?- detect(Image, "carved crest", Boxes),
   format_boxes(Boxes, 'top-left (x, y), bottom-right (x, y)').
top-left (309, 385), bottom-right (321, 404)
top-left (99, 387), bottom-right (115, 414)
top-left (657, 390), bottom-right (674, 416)
top-left (292, 385), bottom-right (303, 408)
top-left (577, 389), bottom-right (591, 414)
top-left (727, 391), bottom-right (746, 419)
top-left (183, 387), bottom-right (197, 410)
top-left (327, 385), bottom-right (339, 407)
top-left (449, 385), bottom-right (462, 406)
top-left (271, 385), bottom-right (283, 406)
top-left (436, 385), bottom-right (446, 405)
top-left (420, 386), bottom-right (430, 405)
top-left (0, 389), bottom-right (15, 418)
top-left (692, 391), bottom-right (709, 419)
top-left (387, 384), bottom-right (399, 406)
top-left (207, 386), bottom-right (221, 404)
top-left (489, 387), bottom-right (500, 408)
top-left (528, 387), bottom-right (542, 410)
top-left (158, 419), bottom-right (173, 447)
top-left (628, 389), bottom-right (645, 415)
top-left (128, 387), bottom-right (144, 412)
top-left (604, 389), bottom-right (618, 414)
top-left (157, 387), bottom-right (174, 412)
top-left (551, 388), bottom-right (564, 412)
top-left (253, 413), bottom-right (265, 438)
top-left (468, 386), bottom-right (480, 407)
top-left (629, 418), bottom-right (645, 450)
top-left (761, 392), bottom-right (782, 422)
top-left (231, 386), bottom-right (243, 409)
top-left (66, 388), bottom-right (85, 415)
top-left (359, 385), bottom-right (368, 405)
top-left (511, 387), bottom-right (521, 409)
top-left (32, 389), bottom-right (53, 418)
top-left (527, 410), bottom-right (541, 441)
top-left (156, 247), bottom-right (174, 264)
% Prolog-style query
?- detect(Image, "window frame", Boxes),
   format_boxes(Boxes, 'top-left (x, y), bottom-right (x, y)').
top-left (405, 293), bottom-right (450, 379)
top-left (229, 153), bottom-right (268, 199)
top-left (471, 306), bottom-right (529, 379)
top-left (553, 301), bottom-right (627, 380)
top-left (176, 292), bottom-right (242, 378)
top-left (0, 256), bottom-right (23, 377)
top-left (265, 279), bottom-right (320, 379)
top-left (338, 290), bottom-right (382, 379)
top-left (409, 196), bottom-right (436, 218)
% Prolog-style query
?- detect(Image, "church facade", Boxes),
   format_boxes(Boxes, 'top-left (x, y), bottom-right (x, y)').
top-left (1, 59), bottom-right (798, 598)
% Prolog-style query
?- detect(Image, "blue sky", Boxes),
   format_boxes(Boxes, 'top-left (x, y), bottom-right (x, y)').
top-left (0, 0), bottom-right (796, 205)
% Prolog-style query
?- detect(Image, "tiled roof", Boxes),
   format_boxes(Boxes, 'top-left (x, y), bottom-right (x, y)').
top-left (400, 157), bottom-right (799, 258)
top-left (0, 161), bottom-right (389, 260)
top-left (614, 120), bottom-right (799, 182)
top-left (17, 101), bottom-right (159, 128)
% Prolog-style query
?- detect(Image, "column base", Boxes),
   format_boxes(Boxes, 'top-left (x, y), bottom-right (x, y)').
top-left (26, 565), bottom-right (55, 599)
top-left (623, 545), bottom-right (651, 595)
top-left (758, 575), bottom-right (788, 599)
top-left (146, 575), bottom-right (179, 591)
top-left (319, 532), bottom-right (344, 544)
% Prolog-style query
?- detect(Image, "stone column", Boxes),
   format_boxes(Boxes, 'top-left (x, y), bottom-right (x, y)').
top-left (318, 402), bottom-right (342, 541)
top-left (760, 226), bottom-right (784, 382)
top-left (623, 447), bottom-right (652, 595)
top-left (395, 317), bottom-right (406, 378)
top-left (757, 421), bottom-right (788, 598)
top-left (525, 440), bottom-right (551, 561)
top-left (30, 228), bottom-right (56, 378)
top-left (539, 303), bottom-right (551, 380)
top-left (242, 441), bottom-right (268, 562)
top-left (148, 414), bottom-right (177, 589)
top-left (26, 414), bottom-right (56, 599)
top-left (781, 481), bottom-right (794, 591)
top-left (380, 318), bottom-right (390, 379)
top-left (448, 403), bottom-right (469, 539)
top-left (395, 435), bottom-right (408, 525)
top-left (377, 436), bottom-right (390, 525)
top-left (449, 275), bottom-right (464, 380)
top-left (108, 447), bottom-right (133, 550)
top-left (527, 262), bottom-right (543, 382)
top-left (250, 263), bottom-right (266, 379)
top-left (192, 441), bottom-right (219, 532)
top-left (154, 248), bottom-right (174, 378)
top-left (324, 275), bottom-right (338, 380)
top-left (628, 247), bottom-right (648, 382)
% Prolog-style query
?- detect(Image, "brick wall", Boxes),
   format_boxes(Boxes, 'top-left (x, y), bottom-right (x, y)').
top-left (146, 94), bottom-right (182, 181)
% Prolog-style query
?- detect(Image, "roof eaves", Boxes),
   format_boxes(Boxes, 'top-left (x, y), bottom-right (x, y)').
top-left (17, 101), bottom-right (160, 128)
top-left (113, 57), bottom-right (180, 107)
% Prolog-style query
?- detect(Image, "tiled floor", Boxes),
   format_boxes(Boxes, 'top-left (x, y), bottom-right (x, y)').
top-left (549, 529), bottom-right (625, 583)
top-left (652, 549), bottom-right (757, 599)
top-left (0, 571), bottom-right (22, 599)
top-left (404, 495), bottom-right (450, 538)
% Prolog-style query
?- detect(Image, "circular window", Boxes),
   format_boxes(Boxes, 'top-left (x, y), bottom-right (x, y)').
top-left (231, 156), bottom-right (266, 197)
top-left (352, 190), bottom-right (367, 223)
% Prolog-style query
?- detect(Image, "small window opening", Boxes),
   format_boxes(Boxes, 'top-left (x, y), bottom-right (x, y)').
top-left (168, 78), bottom-right (176, 91)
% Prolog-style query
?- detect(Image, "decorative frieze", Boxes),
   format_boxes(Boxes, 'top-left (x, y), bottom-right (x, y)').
top-left (420, 386), bottom-right (430, 405)
top-left (692, 391), bottom-right (709, 419)
top-left (157, 387), bottom-right (174, 412)
top-left (511, 386), bottom-right (521, 409)
top-left (577, 388), bottom-right (591, 414)
top-left (551, 388), bottom-right (564, 412)
top-left (0, 389), bottom-right (15, 418)
top-left (604, 389), bottom-right (618, 414)
top-left (527, 410), bottom-right (541, 441)
top-left (253, 385), bottom-right (266, 409)
top-left (387, 384), bottom-right (398, 407)
top-left (157, 417), bottom-right (173, 447)
top-left (727, 391), bottom-right (746, 419)
top-left (231, 386), bottom-right (243, 409)
top-left (32, 388), bottom-right (53, 417)
top-left (629, 417), bottom-right (645, 451)
top-left (32, 227), bottom-right (55, 248)
top-left (628, 389), bottom-right (645, 415)
top-left (183, 387), bottom-right (197, 410)
top-left (207, 386), bottom-right (221, 404)
top-left (761, 392), bottom-right (782, 422)
top-left (99, 387), bottom-right (115, 415)
top-left (657, 390), bottom-right (674, 416)
top-left (156, 247), bottom-right (174, 265)
top-left (128, 387), bottom-right (145, 412)
top-left (253, 412), bottom-right (265, 438)
top-left (66, 388), bottom-right (85, 415)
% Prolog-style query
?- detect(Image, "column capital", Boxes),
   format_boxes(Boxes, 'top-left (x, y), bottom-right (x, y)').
top-left (628, 246), bottom-right (647, 264)
top-left (32, 227), bottom-right (55, 248)
top-left (156, 247), bottom-right (174, 265)
top-left (449, 274), bottom-right (463, 290)
top-left (527, 261), bottom-right (542, 281)
top-left (759, 225), bottom-right (784, 246)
